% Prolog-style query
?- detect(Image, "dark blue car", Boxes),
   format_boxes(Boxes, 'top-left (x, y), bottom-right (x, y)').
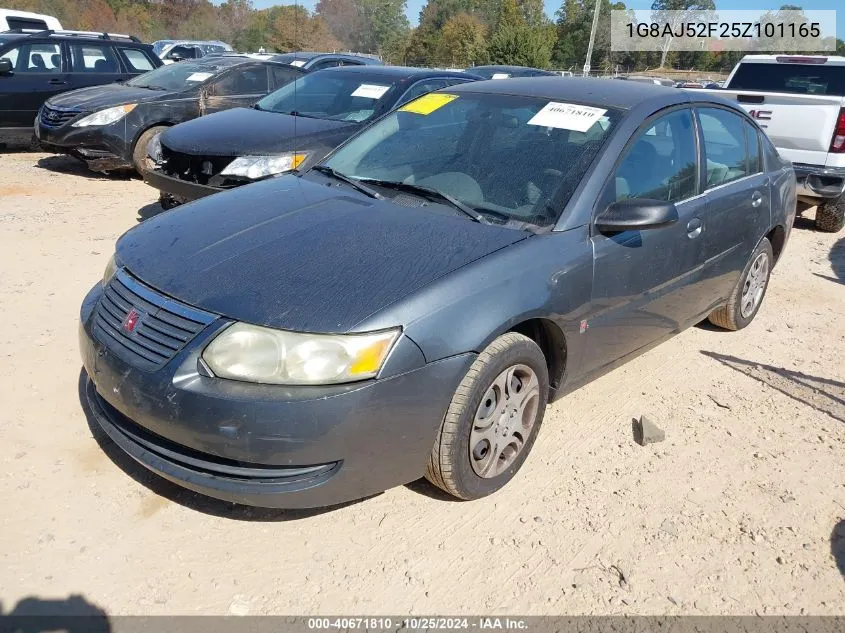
top-left (80, 78), bottom-right (797, 508)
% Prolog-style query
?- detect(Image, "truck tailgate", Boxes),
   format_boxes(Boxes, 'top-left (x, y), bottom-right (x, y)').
top-left (722, 91), bottom-right (841, 165)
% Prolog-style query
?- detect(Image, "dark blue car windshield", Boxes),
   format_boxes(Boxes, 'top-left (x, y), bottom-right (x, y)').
top-left (325, 92), bottom-right (622, 228)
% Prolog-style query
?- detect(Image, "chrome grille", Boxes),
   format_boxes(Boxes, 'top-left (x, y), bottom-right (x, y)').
top-left (93, 270), bottom-right (216, 371)
top-left (40, 105), bottom-right (83, 128)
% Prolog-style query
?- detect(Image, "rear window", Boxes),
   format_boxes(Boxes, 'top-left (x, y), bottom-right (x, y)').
top-left (6, 17), bottom-right (48, 30)
top-left (729, 62), bottom-right (845, 96)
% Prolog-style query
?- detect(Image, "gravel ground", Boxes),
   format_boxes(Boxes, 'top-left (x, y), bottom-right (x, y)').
top-left (1, 152), bottom-right (843, 616)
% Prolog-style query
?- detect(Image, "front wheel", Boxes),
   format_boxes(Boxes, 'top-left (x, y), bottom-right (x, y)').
top-left (425, 332), bottom-right (549, 500)
top-left (132, 125), bottom-right (167, 176)
top-left (708, 238), bottom-right (773, 331)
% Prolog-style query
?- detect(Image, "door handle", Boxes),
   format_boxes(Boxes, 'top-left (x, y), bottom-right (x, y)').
top-left (686, 217), bottom-right (703, 239)
top-left (751, 191), bottom-right (763, 208)
top-left (48, 78), bottom-right (67, 85)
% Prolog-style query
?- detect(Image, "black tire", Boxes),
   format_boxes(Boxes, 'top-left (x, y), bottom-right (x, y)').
top-left (708, 238), bottom-right (773, 331)
top-left (158, 193), bottom-right (180, 211)
top-left (425, 332), bottom-right (549, 500)
top-left (815, 197), bottom-right (845, 233)
top-left (132, 125), bottom-right (167, 176)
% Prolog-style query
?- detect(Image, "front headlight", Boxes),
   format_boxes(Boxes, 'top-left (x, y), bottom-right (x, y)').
top-left (102, 254), bottom-right (118, 285)
top-left (220, 153), bottom-right (307, 180)
top-left (72, 104), bottom-right (137, 127)
top-left (202, 323), bottom-right (400, 385)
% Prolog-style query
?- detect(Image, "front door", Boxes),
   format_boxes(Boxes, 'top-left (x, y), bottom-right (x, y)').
top-left (584, 107), bottom-right (708, 375)
top-left (0, 41), bottom-right (67, 128)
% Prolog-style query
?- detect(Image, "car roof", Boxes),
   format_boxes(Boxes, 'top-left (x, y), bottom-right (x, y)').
top-left (316, 65), bottom-right (477, 80)
top-left (472, 65), bottom-right (550, 72)
top-left (448, 76), bottom-right (695, 110)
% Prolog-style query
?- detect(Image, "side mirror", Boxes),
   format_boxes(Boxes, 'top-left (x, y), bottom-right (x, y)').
top-left (0, 58), bottom-right (13, 74)
top-left (595, 198), bottom-right (679, 233)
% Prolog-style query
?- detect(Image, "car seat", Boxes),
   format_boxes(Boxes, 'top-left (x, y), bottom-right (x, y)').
top-left (50, 53), bottom-right (61, 70)
top-left (30, 54), bottom-right (46, 70)
top-left (94, 58), bottom-right (116, 73)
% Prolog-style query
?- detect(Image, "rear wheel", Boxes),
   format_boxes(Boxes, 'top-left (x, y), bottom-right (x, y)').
top-left (132, 125), bottom-right (167, 176)
top-left (425, 332), bottom-right (548, 500)
top-left (708, 238), bottom-right (773, 331)
top-left (815, 196), bottom-right (845, 233)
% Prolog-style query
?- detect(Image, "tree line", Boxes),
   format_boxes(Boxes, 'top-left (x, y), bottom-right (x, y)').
top-left (5, 0), bottom-right (844, 73)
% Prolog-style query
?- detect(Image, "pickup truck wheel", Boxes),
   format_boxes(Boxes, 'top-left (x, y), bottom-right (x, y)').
top-left (708, 238), bottom-right (773, 331)
top-left (132, 126), bottom-right (167, 176)
top-left (425, 332), bottom-right (548, 500)
top-left (815, 196), bottom-right (845, 233)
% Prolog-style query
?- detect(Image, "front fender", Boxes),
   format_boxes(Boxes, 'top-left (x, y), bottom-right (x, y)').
top-left (354, 227), bottom-right (594, 386)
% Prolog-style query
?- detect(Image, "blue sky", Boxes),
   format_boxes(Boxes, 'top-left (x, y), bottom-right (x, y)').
top-left (250, 0), bottom-right (843, 38)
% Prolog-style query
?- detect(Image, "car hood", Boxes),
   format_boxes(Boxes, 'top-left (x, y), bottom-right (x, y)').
top-left (46, 83), bottom-right (179, 110)
top-left (160, 107), bottom-right (358, 156)
top-left (116, 176), bottom-right (527, 333)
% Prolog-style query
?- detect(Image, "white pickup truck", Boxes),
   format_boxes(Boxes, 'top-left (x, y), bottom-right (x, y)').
top-left (699, 55), bottom-right (845, 232)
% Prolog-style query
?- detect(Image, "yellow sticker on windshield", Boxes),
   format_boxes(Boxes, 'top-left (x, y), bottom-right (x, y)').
top-left (399, 93), bottom-right (458, 115)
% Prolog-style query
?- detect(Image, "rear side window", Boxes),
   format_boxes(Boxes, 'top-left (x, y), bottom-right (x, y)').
top-left (0, 43), bottom-right (61, 73)
top-left (270, 66), bottom-right (301, 89)
top-left (762, 134), bottom-right (783, 170)
top-left (310, 59), bottom-right (343, 70)
top-left (698, 107), bottom-right (749, 188)
top-left (396, 79), bottom-right (448, 107)
top-left (729, 62), bottom-right (845, 96)
top-left (70, 44), bottom-right (120, 73)
top-left (744, 121), bottom-right (761, 174)
top-left (119, 48), bottom-right (155, 72)
top-left (211, 66), bottom-right (268, 95)
top-left (610, 108), bottom-right (698, 203)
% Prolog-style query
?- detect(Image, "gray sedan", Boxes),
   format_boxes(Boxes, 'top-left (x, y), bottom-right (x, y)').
top-left (79, 78), bottom-right (797, 508)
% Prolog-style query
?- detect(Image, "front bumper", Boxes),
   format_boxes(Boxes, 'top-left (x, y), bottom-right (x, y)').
top-left (144, 167), bottom-right (222, 202)
top-left (36, 119), bottom-right (134, 171)
top-left (79, 282), bottom-right (474, 508)
top-left (793, 163), bottom-right (845, 200)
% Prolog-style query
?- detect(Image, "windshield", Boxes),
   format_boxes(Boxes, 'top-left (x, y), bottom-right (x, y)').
top-left (324, 92), bottom-right (621, 229)
top-left (152, 40), bottom-right (175, 56)
top-left (729, 62), bottom-right (845, 96)
top-left (256, 72), bottom-right (397, 122)
top-left (125, 60), bottom-right (225, 90)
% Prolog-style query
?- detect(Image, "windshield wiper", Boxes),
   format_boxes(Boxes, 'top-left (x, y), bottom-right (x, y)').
top-left (359, 179), bottom-right (489, 224)
top-left (142, 85), bottom-right (167, 91)
top-left (312, 165), bottom-right (382, 200)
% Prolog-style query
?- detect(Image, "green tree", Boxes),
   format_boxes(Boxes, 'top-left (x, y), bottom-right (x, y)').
top-left (435, 12), bottom-right (488, 66)
top-left (487, 0), bottom-right (554, 67)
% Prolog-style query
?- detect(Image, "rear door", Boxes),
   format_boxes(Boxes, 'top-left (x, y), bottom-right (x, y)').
top-left (585, 107), bottom-right (707, 373)
top-left (0, 40), bottom-right (67, 127)
top-left (725, 60), bottom-right (845, 165)
top-left (695, 106), bottom-right (770, 306)
top-left (203, 63), bottom-right (270, 113)
top-left (67, 42), bottom-right (127, 88)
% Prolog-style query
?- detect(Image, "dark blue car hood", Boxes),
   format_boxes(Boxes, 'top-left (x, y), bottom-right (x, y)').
top-left (160, 107), bottom-right (357, 156)
top-left (117, 176), bottom-right (527, 332)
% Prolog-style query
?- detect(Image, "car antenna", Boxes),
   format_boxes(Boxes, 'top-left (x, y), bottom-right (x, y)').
top-left (293, 0), bottom-right (299, 175)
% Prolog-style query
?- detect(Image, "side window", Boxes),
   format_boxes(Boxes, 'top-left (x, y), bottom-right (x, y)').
top-left (69, 44), bottom-right (120, 73)
top-left (610, 108), bottom-right (698, 203)
top-left (396, 80), bottom-right (447, 107)
top-left (169, 45), bottom-right (198, 60)
top-left (762, 133), bottom-right (783, 171)
top-left (211, 66), bottom-right (269, 95)
top-left (1, 43), bottom-right (62, 73)
top-left (698, 107), bottom-right (749, 188)
top-left (310, 59), bottom-right (342, 71)
top-left (118, 48), bottom-right (155, 72)
top-left (744, 121), bottom-right (761, 174)
top-left (270, 66), bottom-right (301, 90)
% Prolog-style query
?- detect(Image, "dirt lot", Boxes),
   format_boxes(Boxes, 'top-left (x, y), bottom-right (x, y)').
top-left (1, 151), bottom-right (844, 617)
